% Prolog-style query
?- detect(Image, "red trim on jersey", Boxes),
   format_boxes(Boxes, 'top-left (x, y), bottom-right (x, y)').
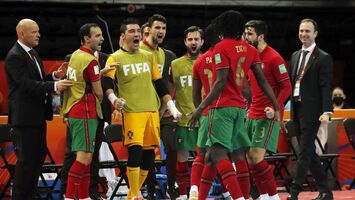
top-left (264, 120), bottom-right (275, 149)
top-left (68, 47), bottom-right (100, 118)
top-left (143, 39), bottom-right (158, 50)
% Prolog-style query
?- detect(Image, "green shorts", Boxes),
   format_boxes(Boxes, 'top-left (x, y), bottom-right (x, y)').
top-left (197, 115), bottom-right (209, 149)
top-left (68, 118), bottom-right (98, 153)
top-left (175, 126), bottom-right (198, 151)
top-left (245, 118), bottom-right (280, 153)
top-left (206, 107), bottom-right (251, 152)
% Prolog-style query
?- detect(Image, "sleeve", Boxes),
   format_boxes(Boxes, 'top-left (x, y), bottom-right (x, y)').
top-left (270, 55), bottom-right (291, 107)
top-left (271, 55), bottom-right (289, 82)
top-left (84, 60), bottom-right (101, 82)
top-left (151, 54), bottom-right (162, 81)
top-left (5, 52), bottom-right (55, 97)
top-left (168, 64), bottom-right (174, 83)
top-left (250, 47), bottom-right (261, 65)
top-left (319, 53), bottom-right (333, 113)
top-left (213, 44), bottom-right (230, 70)
top-left (192, 56), bottom-right (202, 80)
top-left (104, 55), bottom-right (117, 79)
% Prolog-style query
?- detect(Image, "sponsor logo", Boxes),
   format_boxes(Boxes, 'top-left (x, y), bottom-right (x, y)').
top-left (123, 62), bottom-right (151, 76)
top-left (278, 64), bottom-right (287, 74)
top-left (214, 53), bottom-right (221, 64)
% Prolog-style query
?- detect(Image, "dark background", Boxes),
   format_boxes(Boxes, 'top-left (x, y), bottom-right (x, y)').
top-left (0, 1), bottom-right (354, 106)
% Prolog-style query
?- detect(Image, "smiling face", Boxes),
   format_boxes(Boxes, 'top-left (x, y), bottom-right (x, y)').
top-left (122, 24), bottom-right (141, 52)
top-left (184, 31), bottom-right (204, 57)
top-left (86, 26), bottom-right (104, 52)
top-left (299, 21), bottom-right (317, 48)
top-left (149, 20), bottom-right (166, 45)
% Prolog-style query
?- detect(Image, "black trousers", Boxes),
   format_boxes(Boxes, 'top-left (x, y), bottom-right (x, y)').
top-left (11, 125), bottom-right (47, 200)
top-left (292, 102), bottom-right (331, 193)
top-left (60, 119), bottom-right (104, 195)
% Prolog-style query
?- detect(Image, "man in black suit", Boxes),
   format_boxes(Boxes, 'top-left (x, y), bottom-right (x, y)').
top-left (5, 18), bottom-right (72, 200)
top-left (287, 18), bottom-right (333, 200)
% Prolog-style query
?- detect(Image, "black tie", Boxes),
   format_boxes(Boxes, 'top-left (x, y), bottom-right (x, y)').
top-left (28, 49), bottom-right (43, 80)
top-left (296, 50), bottom-right (309, 80)
top-left (28, 49), bottom-right (36, 61)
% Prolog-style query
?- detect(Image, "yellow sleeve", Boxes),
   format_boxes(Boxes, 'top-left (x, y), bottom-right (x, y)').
top-left (151, 55), bottom-right (162, 80)
top-left (105, 55), bottom-right (117, 79)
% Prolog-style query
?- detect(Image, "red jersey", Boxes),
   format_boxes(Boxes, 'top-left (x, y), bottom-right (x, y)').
top-left (192, 48), bottom-right (214, 115)
top-left (211, 38), bottom-right (260, 108)
top-left (68, 47), bottom-right (101, 119)
top-left (248, 45), bottom-right (290, 119)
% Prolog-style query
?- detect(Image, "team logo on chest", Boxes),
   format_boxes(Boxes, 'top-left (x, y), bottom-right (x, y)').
top-left (122, 62), bottom-right (150, 76)
top-left (127, 130), bottom-right (134, 139)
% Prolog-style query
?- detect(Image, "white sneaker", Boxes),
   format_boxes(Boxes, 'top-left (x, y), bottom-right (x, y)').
top-left (189, 191), bottom-right (198, 200)
top-left (176, 194), bottom-right (188, 200)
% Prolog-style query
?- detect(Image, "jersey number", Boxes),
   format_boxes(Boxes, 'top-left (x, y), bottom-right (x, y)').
top-left (236, 57), bottom-right (245, 86)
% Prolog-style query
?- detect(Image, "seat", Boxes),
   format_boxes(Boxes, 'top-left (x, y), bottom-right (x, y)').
top-left (99, 124), bottom-right (129, 200)
top-left (0, 124), bottom-right (15, 199)
top-left (285, 121), bottom-right (341, 190)
top-left (343, 118), bottom-right (355, 190)
top-left (37, 147), bottom-right (63, 199)
top-left (0, 124), bottom-right (62, 199)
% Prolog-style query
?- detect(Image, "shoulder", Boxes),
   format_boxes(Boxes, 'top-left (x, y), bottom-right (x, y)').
top-left (315, 46), bottom-right (330, 57)
top-left (162, 48), bottom-right (176, 57)
top-left (171, 56), bottom-right (185, 66)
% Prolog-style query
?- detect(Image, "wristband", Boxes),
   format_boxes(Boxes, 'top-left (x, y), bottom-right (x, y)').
top-left (108, 93), bottom-right (118, 105)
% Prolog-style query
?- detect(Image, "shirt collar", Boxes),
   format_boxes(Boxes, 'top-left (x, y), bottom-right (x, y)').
top-left (79, 46), bottom-right (95, 56)
top-left (302, 42), bottom-right (316, 52)
top-left (17, 40), bottom-right (32, 52)
top-left (143, 39), bottom-right (159, 50)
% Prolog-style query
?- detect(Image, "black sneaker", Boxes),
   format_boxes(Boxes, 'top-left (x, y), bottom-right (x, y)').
top-left (90, 192), bottom-right (105, 200)
top-left (167, 187), bottom-right (179, 200)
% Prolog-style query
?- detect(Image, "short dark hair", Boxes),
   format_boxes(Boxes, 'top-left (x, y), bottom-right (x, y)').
top-left (141, 22), bottom-right (148, 31)
top-left (213, 10), bottom-right (244, 39)
top-left (245, 20), bottom-right (268, 38)
top-left (204, 23), bottom-right (219, 48)
top-left (184, 26), bottom-right (204, 40)
top-left (79, 23), bottom-right (99, 44)
top-left (300, 18), bottom-right (318, 32)
top-left (148, 14), bottom-right (167, 27)
top-left (120, 18), bottom-right (140, 34)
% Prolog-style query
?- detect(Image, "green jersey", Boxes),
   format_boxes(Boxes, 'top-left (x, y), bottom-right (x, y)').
top-left (171, 55), bottom-right (198, 126)
top-left (107, 49), bottom-right (161, 113)
top-left (61, 49), bottom-right (102, 119)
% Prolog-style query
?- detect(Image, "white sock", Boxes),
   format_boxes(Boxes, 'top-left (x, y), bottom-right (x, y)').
top-left (269, 194), bottom-right (280, 200)
top-left (260, 193), bottom-right (270, 200)
top-left (222, 191), bottom-right (231, 198)
top-left (179, 194), bottom-right (188, 199)
top-left (190, 185), bottom-right (198, 193)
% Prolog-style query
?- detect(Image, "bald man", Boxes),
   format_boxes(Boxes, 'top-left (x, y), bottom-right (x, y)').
top-left (5, 19), bottom-right (72, 199)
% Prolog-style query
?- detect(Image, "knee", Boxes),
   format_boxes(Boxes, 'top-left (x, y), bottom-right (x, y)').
top-left (140, 149), bottom-right (155, 170)
top-left (231, 148), bottom-right (246, 162)
top-left (127, 145), bottom-right (143, 167)
top-left (177, 150), bottom-right (189, 162)
top-left (247, 148), bottom-right (264, 165)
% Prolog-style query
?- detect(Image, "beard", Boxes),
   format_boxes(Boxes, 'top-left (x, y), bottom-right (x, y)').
top-left (248, 40), bottom-right (259, 48)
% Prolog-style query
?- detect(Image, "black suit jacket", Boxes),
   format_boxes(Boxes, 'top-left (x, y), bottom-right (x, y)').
top-left (5, 42), bottom-right (55, 127)
top-left (289, 46), bottom-right (333, 124)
